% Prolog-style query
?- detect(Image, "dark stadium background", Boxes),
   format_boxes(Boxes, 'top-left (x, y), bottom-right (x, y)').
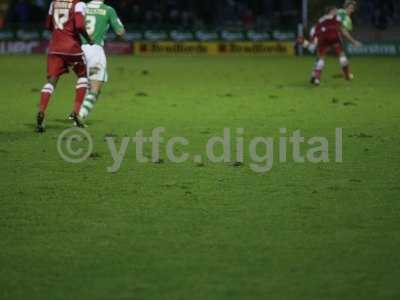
top-left (1, 0), bottom-right (399, 41)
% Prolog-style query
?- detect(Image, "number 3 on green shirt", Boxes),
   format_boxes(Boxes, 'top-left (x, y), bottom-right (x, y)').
top-left (86, 15), bottom-right (96, 36)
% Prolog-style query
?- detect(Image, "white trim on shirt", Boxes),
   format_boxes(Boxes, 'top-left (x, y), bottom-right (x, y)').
top-left (48, 2), bottom-right (54, 15)
top-left (75, 2), bottom-right (86, 15)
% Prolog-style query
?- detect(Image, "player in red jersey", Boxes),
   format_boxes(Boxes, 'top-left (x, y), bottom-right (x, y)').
top-left (36, 0), bottom-right (92, 132)
top-left (300, 6), bottom-right (361, 86)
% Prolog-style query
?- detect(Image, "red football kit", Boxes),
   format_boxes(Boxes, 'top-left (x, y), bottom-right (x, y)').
top-left (314, 14), bottom-right (344, 56)
top-left (308, 13), bottom-right (352, 85)
top-left (36, 0), bottom-right (89, 129)
top-left (46, 0), bottom-right (87, 77)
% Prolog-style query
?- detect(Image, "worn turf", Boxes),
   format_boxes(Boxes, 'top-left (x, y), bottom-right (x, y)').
top-left (0, 55), bottom-right (399, 300)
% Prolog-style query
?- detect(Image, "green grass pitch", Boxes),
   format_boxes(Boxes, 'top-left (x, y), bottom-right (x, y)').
top-left (0, 55), bottom-right (400, 299)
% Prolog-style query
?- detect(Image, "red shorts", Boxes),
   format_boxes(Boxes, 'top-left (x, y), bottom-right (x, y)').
top-left (47, 54), bottom-right (87, 78)
top-left (317, 37), bottom-right (344, 56)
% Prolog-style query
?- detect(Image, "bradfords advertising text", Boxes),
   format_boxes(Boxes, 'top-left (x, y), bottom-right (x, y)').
top-left (134, 42), bottom-right (295, 56)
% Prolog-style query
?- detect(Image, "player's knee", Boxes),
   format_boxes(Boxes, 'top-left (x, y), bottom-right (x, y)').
top-left (90, 87), bottom-right (101, 97)
top-left (90, 81), bottom-right (102, 95)
top-left (41, 83), bottom-right (54, 94)
top-left (316, 59), bottom-right (325, 70)
top-left (77, 77), bottom-right (88, 84)
top-left (340, 55), bottom-right (349, 67)
top-left (76, 78), bottom-right (89, 90)
top-left (47, 76), bottom-right (59, 87)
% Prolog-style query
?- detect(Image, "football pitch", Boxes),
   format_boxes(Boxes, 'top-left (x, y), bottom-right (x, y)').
top-left (1, 55), bottom-right (399, 299)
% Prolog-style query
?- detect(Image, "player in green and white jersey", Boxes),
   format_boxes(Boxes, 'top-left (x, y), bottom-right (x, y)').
top-left (337, 0), bottom-right (356, 32)
top-left (336, 0), bottom-right (362, 79)
top-left (78, 0), bottom-right (125, 121)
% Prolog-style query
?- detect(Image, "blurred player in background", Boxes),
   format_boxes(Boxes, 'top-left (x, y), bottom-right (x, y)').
top-left (299, 1), bottom-right (361, 86)
top-left (36, 0), bottom-right (92, 132)
top-left (78, 0), bottom-right (125, 124)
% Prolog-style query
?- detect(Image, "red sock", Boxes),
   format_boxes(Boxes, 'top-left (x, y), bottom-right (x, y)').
top-left (73, 78), bottom-right (88, 114)
top-left (313, 59), bottom-right (325, 80)
top-left (39, 83), bottom-right (54, 113)
top-left (339, 56), bottom-right (351, 80)
top-left (314, 69), bottom-right (322, 80)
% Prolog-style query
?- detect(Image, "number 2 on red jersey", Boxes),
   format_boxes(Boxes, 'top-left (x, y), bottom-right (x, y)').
top-left (52, 0), bottom-right (73, 30)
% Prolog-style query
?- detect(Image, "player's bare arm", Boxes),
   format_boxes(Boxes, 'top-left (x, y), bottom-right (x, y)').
top-left (112, 10), bottom-right (126, 38)
top-left (341, 27), bottom-right (362, 47)
top-left (114, 28), bottom-right (125, 41)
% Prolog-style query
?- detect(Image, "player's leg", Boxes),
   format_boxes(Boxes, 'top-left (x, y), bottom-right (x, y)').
top-left (79, 80), bottom-right (103, 120)
top-left (336, 44), bottom-right (353, 80)
top-left (69, 55), bottom-right (89, 127)
top-left (36, 55), bottom-right (66, 132)
top-left (71, 55), bottom-right (88, 115)
top-left (73, 77), bottom-right (89, 114)
top-left (311, 52), bottom-right (325, 86)
top-left (339, 53), bottom-right (352, 80)
top-left (79, 45), bottom-right (108, 121)
top-left (310, 40), bottom-right (328, 86)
